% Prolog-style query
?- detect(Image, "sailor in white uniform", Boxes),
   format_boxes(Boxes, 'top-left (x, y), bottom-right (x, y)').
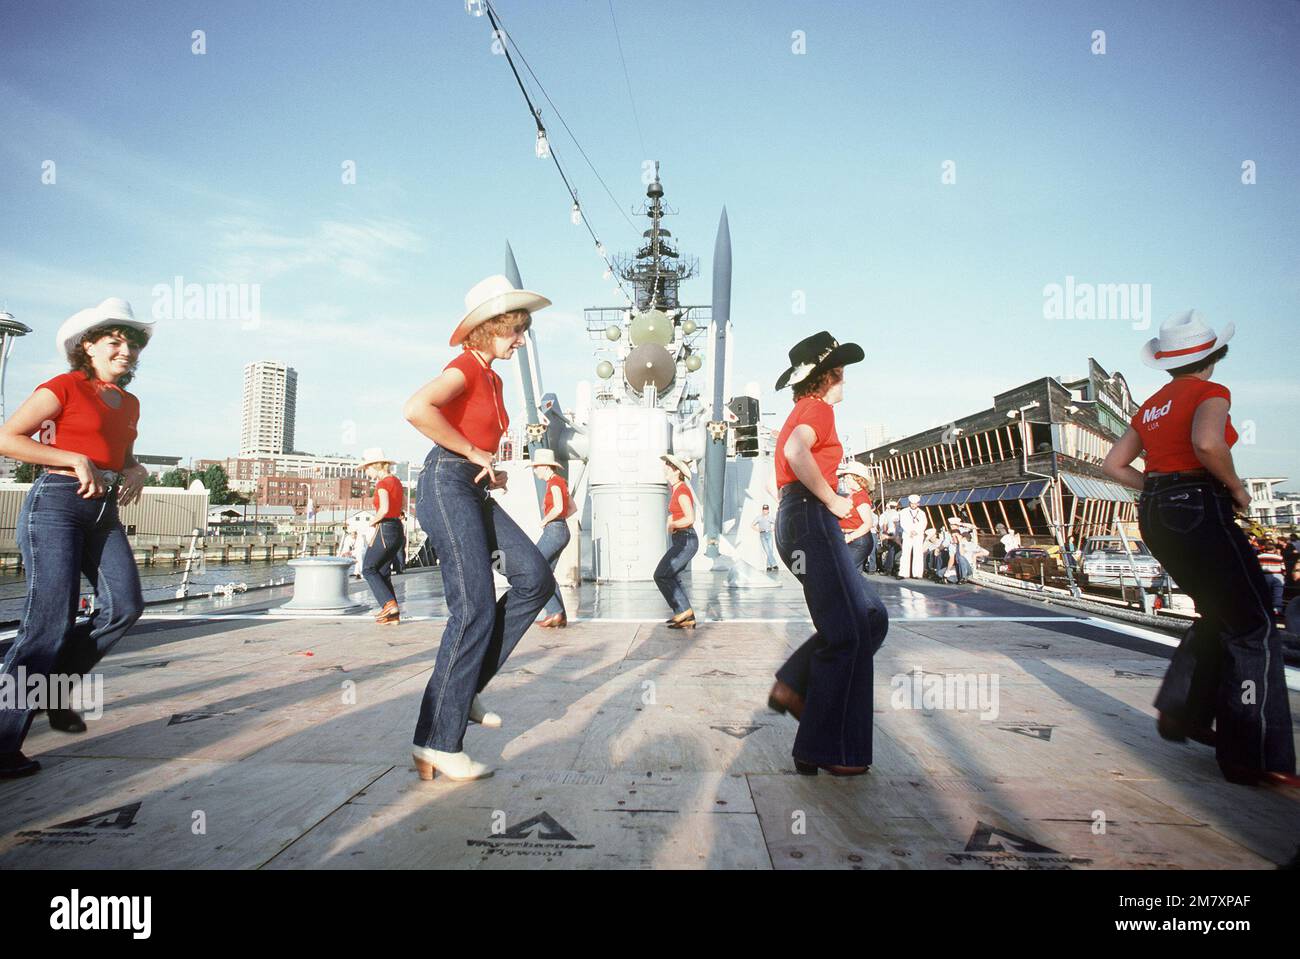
top-left (877, 500), bottom-right (900, 575)
top-left (898, 494), bottom-right (928, 579)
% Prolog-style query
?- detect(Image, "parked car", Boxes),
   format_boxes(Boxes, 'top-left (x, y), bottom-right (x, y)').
top-left (1005, 546), bottom-right (1076, 588)
top-left (1077, 536), bottom-right (1168, 591)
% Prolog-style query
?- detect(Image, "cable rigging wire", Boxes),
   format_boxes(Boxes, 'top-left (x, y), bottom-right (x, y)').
top-left (607, 0), bottom-right (647, 161)
top-left (486, 2), bottom-right (640, 234)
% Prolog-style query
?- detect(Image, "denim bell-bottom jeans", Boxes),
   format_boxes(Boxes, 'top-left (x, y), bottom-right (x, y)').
top-left (535, 520), bottom-right (571, 617)
top-left (759, 530), bottom-right (778, 568)
top-left (1143, 477), bottom-right (1295, 778)
top-left (845, 534), bottom-right (871, 573)
top-left (775, 483), bottom-right (889, 768)
top-left (654, 529), bottom-right (698, 615)
top-left (0, 474), bottom-right (144, 753)
top-left (362, 518), bottom-right (405, 608)
top-left (413, 445), bottom-right (555, 753)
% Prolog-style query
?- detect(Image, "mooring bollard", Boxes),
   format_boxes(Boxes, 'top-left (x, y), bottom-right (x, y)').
top-left (280, 557), bottom-right (367, 616)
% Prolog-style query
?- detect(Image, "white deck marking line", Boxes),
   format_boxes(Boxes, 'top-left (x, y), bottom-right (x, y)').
top-left (1083, 615), bottom-right (1181, 648)
top-left (5, 613), bottom-right (1298, 689)
top-left (1080, 616), bottom-right (1298, 691)
top-left (0, 613), bottom-right (1088, 635)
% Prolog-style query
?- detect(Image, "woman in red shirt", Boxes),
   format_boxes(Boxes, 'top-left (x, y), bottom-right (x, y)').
top-left (766, 331), bottom-right (888, 776)
top-left (529, 448), bottom-right (573, 629)
top-left (655, 453), bottom-right (698, 629)
top-left (1103, 310), bottom-right (1296, 788)
top-left (837, 462), bottom-right (876, 573)
top-left (359, 448), bottom-right (405, 625)
top-left (402, 275), bottom-right (555, 783)
top-left (0, 298), bottom-right (153, 779)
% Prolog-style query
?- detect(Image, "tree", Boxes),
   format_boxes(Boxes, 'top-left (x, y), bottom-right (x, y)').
top-left (159, 468), bottom-right (191, 488)
top-left (13, 462), bottom-right (37, 483)
top-left (197, 465), bottom-right (236, 504)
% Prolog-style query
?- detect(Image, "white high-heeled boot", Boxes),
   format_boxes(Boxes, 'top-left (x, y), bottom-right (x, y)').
top-left (411, 746), bottom-right (494, 782)
top-left (468, 695), bottom-right (502, 728)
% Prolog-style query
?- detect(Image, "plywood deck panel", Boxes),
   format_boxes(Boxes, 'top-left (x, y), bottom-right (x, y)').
top-left (1, 574), bottom-right (1295, 869)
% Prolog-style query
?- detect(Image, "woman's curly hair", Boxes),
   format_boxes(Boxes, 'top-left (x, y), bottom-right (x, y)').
top-left (67, 324), bottom-right (148, 387)
top-left (792, 365), bottom-right (844, 401)
top-left (464, 310), bottom-right (532, 352)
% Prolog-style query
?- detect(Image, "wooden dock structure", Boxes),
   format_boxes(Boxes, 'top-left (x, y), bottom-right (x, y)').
top-left (0, 574), bottom-right (1295, 869)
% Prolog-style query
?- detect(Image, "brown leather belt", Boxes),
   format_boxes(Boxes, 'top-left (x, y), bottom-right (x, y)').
top-left (1145, 468), bottom-right (1209, 480)
top-left (44, 467), bottom-right (122, 486)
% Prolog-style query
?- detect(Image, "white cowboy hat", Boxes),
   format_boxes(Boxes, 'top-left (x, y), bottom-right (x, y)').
top-left (358, 447), bottom-right (396, 470)
top-left (55, 297), bottom-right (155, 356)
top-left (526, 448), bottom-right (565, 471)
top-left (837, 461), bottom-right (876, 490)
top-left (1140, 310), bottom-right (1235, 371)
top-left (660, 453), bottom-right (694, 479)
top-left (449, 274), bottom-right (551, 347)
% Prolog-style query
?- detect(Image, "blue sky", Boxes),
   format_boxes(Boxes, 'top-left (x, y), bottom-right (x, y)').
top-left (2, 0), bottom-right (1297, 484)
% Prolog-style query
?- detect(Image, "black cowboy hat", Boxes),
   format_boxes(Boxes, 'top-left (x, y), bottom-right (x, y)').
top-left (774, 331), bottom-right (864, 391)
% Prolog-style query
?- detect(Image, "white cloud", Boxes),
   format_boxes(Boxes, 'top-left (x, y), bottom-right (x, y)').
top-left (209, 216), bottom-right (425, 285)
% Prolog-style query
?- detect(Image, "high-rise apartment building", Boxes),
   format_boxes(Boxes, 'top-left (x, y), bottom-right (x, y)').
top-left (240, 361), bottom-right (297, 456)
top-left (863, 423), bottom-right (892, 452)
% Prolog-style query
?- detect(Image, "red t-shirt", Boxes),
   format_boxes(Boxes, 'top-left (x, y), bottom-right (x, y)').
top-left (668, 481), bottom-right (695, 523)
top-left (440, 350), bottom-right (508, 454)
top-left (1132, 377), bottom-right (1238, 474)
top-left (544, 475), bottom-right (571, 521)
top-left (373, 474), bottom-right (404, 519)
top-left (775, 397), bottom-right (842, 490)
top-left (36, 371), bottom-right (139, 472)
top-left (840, 488), bottom-right (873, 531)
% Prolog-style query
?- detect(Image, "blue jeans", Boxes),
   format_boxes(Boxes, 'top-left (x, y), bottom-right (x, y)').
top-left (362, 518), bottom-right (405, 607)
top-left (1265, 574), bottom-right (1284, 616)
top-left (0, 474), bottom-right (144, 753)
top-left (880, 538), bottom-right (899, 575)
top-left (776, 483), bottom-right (889, 768)
top-left (535, 521), bottom-right (570, 617)
top-left (845, 534), bottom-right (870, 573)
top-left (759, 530), bottom-right (777, 567)
top-left (944, 551), bottom-right (971, 581)
top-left (1142, 477), bottom-right (1295, 777)
top-left (863, 532), bottom-right (877, 573)
top-left (413, 445), bottom-right (555, 752)
top-left (654, 529), bottom-right (698, 615)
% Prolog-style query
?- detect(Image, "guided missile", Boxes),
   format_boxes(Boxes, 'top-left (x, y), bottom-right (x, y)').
top-left (703, 207), bottom-right (731, 556)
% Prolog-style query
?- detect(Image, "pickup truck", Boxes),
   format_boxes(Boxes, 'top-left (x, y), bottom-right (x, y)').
top-left (1077, 536), bottom-right (1168, 591)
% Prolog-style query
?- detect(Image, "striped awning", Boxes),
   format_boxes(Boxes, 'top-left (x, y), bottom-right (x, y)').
top-left (915, 479), bottom-right (1049, 507)
top-left (1059, 472), bottom-right (1138, 503)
